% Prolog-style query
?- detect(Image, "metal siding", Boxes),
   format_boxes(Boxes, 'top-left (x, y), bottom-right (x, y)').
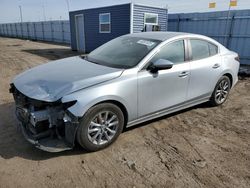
top-left (35, 22), bottom-right (44, 40)
top-left (0, 21), bottom-right (70, 44)
top-left (28, 22), bottom-right (35, 39)
top-left (16, 23), bottom-right (22, 37)
top-left (0, 25), bottom-right (2, 35)
top-left (7, 24), bottom-right (12, 36)
top-left (133, 4), bottom-right (168, 33)
top-left (168, 10), bottom-right (250, 65)
top-left (2, 24), bottom-right (4, 35)
top-left (4, 24), bottom-right (7, 35)
top-left (71, 4), bottom-right (131, 52)
top-left (8, 24), bottom-right (11, 35)
top-left (12, 23), bottom-right (17, 37)
top-left (52, 21), bottom-right (63, 43)
top-left (62, 20), bottom-right (71, 43)
top-left (22, 23), bottom-right (28, 38)
top-left (2, 24), bottom-right (7, 35)
top-left (43, 22), bottom-right (53, 41)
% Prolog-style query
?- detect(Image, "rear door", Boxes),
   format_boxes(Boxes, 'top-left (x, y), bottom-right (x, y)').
top-left (187, 39), bottom-right (222, 100)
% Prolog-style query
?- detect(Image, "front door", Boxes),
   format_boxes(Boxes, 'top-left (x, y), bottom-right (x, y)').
top-left (138, 40), bottom-right (190, 117)
top-left (75, 14), bottom-right (85, 52)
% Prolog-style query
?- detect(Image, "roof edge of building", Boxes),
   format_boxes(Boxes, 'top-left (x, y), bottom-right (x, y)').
top-left (69, 2), bottom-right (168, 14)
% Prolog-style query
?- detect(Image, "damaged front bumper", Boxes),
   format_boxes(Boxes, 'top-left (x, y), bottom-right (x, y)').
top-left (10, 84), bottom-right (79, 152)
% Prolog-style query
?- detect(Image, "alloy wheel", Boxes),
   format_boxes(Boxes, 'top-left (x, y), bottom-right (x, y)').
top-left (87, 111), bottom-right (119, 145)
top-left (215, 79), bottom-right (230, 104)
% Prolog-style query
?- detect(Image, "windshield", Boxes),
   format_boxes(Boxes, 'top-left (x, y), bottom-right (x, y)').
top-left (86, 36), bottom-right (160, 69)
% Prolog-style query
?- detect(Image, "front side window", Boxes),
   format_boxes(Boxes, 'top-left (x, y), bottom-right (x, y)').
top-left (144, 13), bottom-right (158, 25)
top-left (86, 36), bottom-right (160, 69)
top-left (190, 39), bottom-right (218, 60)
top-left (150, 40), bottom-right (185, 64)
top-left (99, 13), bottom-right (111, 33)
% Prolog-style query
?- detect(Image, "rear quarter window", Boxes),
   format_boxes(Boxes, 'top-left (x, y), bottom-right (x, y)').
top-left (190, 39), bottom-right (219, 61)
top-left (190, 39), bottom-right (210, 60)
top-left (208, 42), bottom-right (218, 56)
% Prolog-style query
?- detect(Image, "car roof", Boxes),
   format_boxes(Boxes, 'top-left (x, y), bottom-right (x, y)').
top-left (126, 31), bottom-right (197, 41)
top-left (126, 31), bottom-right (229, 54)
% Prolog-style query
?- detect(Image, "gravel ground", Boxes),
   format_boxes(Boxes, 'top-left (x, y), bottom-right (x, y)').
top-left (0, 37), bottom-right (249, 188)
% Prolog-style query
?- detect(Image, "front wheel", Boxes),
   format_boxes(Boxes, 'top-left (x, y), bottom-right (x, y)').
top-left (210, 76), bottom-right (231, 106)
top-left (77, 103), bottom-right (124, 152)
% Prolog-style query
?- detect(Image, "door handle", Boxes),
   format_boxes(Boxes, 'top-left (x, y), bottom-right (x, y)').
top-left (179, 71), bottom-right (189, 77)
top-left (212, 63), bottom-right (220, 69)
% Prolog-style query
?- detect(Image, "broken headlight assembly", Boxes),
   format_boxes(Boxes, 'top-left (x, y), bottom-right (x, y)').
top-left (10, 84), bottom-right (80, 151)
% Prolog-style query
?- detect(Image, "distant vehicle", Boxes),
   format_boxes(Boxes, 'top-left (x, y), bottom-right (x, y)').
top-left (10, 32), bottom-right (239, 152)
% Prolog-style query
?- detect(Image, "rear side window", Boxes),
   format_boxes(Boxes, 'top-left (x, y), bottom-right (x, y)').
top-left (151, 40), bottom-right (185, 64)
top-left (190, 39), bottom-right (210, 60)
top-left (190, 39), bottom-right (218, 61)
top-left (208, 42), bottom-right (218, 56)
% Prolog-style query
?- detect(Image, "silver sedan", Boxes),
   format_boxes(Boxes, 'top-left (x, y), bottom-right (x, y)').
top-left (10, 32), bottom-right (239, 152)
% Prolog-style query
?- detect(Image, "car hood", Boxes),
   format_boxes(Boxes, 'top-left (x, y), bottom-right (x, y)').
top-left (13, 56), bottom-right (123, 102)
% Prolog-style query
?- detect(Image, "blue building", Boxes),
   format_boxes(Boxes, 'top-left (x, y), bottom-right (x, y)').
top-left (69, 3), bottom-right (168, 52)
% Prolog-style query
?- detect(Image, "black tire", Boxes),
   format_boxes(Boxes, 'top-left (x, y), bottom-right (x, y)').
top-left (77, 103), bottom-right (124, 152)
top-left (210, 76), bottom-right (231, 106)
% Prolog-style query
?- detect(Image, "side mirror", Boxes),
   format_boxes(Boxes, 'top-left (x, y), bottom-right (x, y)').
top-left (147, 59), bottom-right (174, 73)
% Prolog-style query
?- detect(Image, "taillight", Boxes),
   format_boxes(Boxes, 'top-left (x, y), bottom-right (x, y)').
top-left (235, 55), bottom-right (240, 62)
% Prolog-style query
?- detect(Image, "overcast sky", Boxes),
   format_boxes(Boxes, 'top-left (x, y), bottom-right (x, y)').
top-left (0, 0), bottom-right (250, 23)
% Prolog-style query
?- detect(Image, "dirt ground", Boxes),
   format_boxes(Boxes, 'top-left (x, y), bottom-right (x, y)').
top-left (0, 37), bottom-right (249, 188)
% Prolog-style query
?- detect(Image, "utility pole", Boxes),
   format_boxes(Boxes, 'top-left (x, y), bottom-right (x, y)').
top-left (224, 1), bottom-right (231, 45)
top-left (19, 5), bottom-right (23, 23)
top-left (224, 0), bottom-right (237, 46)
top-left (42, 5), bottom-right (46, 21)
top-left (66, 0), bottom-right (70, 12)
top-left (19, 4), bottom-right (23, 38)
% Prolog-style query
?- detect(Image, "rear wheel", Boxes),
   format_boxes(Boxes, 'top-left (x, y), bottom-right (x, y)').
top-left (77, 103), bottom-right (124, 152)
top-left (210, 76), bottom-right (231, 106)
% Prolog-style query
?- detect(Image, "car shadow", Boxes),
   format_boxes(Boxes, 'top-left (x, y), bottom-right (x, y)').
top-left (0, 101), bottom-right (211, 161)
top-left (22, 48), bottom-right (82, 60)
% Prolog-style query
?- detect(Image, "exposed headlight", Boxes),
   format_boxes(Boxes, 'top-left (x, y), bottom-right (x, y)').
top-left (63, 113), bottom-right (72, 122)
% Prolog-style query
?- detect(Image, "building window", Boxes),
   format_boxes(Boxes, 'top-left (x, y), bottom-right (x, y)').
top-left (99, 13), bottom-right (111, 33)
top-left (144, 13), bottom-right (158, 25)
